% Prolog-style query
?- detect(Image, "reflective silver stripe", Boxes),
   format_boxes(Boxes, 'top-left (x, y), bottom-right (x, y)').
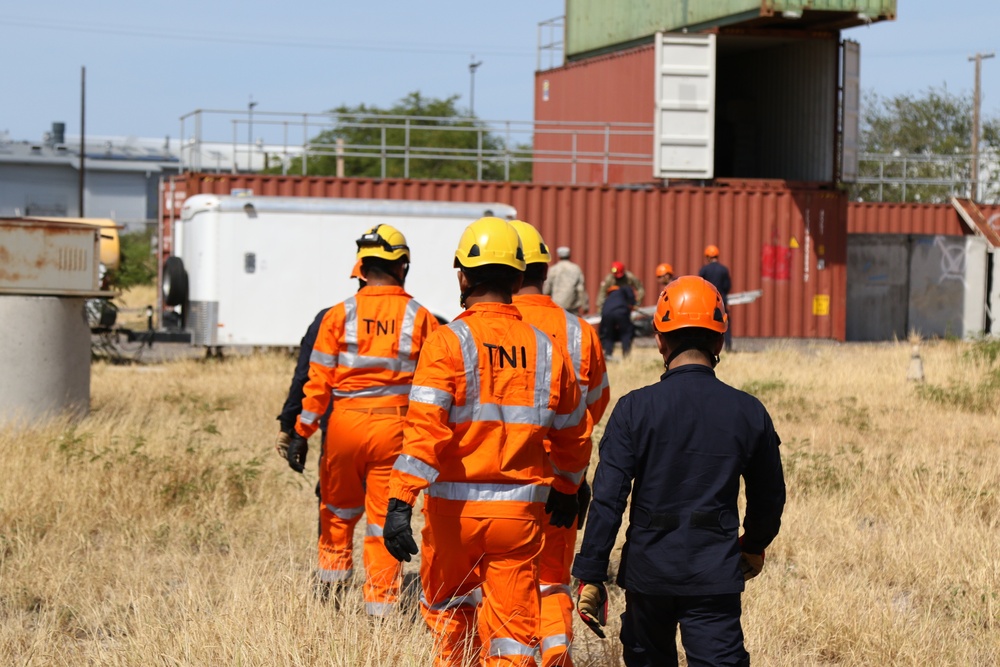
top-left (553, 394), bottom-right (587, 430)
top-left (332, 384), bottom-right (412, 398)
top-left (300, 410), bottom-right (320, 426)
top-left (539, 584), bottom-right (573, 597)
top-left (309, 349), bottom-right (337, 368)
top-left (338, 350), bottom-right (416, 373)
top-left (324, 503), bottom-right (364, 520)
top-left (317, 567), bottom-right (353, 582)
top-left (343, 297), bottom-right (358, 353)
top-left (393, 454), bottom-right (440, 484)
top-left (563, 310), bottom-right (583, 379)
top-left (421, 588), bottom-right (482, 611)
top-left (427, 481), bottom-right (548, 503)
top-left (541, 634), bottom-right (570, 653)
top-left (398, 298), bottom-right (420, 359)
top-left (366, 601), bottom-right (395, 616)
top-left (550, 461), bottom-right (586, 485)
top-left (532, 326), bottom-right (554, 415)
top-left (446, 320), bottom-right (554, 427)
top-left (489, 638), bottom-right (536, 658)
top-left (366, 523), bottom-right (383, 537)
top-left (588, 371), bottom-right (609, 405)
top-left (410, 385), bottom-right (453, 410)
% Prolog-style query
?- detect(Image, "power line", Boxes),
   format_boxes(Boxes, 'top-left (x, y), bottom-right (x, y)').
top-left (0, 15), bottom-right (533, 58)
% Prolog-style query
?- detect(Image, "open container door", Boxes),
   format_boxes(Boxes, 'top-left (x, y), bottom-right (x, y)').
top-left (840, 39), bottom-right (861, 183)
top-left (654, 32), bottom-right (716, 181)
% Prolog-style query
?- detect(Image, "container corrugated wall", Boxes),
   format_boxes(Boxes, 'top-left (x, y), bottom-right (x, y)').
top-left (166, 174), bottom-right (848, 340)
top-left (565, 0), bottom-right (896, 58)
top-left (534, 45), bottom-right (655, 186)
top-left (847, 202), bottom-right (1000, 236)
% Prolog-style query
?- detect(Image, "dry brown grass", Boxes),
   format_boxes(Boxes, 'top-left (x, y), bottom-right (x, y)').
top-left (2, 340), bottom-right (999, 665)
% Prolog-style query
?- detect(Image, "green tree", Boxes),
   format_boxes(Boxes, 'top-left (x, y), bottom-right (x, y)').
top-left (111, 230), bottom-right (157, 289)
top-left (268, 92), bottom-right (532, 182)
top-left (853, 86), bottom-right (1000, 203)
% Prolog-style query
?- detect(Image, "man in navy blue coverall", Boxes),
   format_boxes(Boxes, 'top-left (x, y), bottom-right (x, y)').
top-left (699, 244), bottom-right (733, 351)
top-left (572, 276), bottom-right (785, 666)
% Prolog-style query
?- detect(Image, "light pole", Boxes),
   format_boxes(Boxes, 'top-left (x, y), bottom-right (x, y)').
top-left (969, 52), bottom-right (994, 200)
top-left (248, 95), bottom-right (258, 172)
top-left (469, 55), bottom-right (483, 117)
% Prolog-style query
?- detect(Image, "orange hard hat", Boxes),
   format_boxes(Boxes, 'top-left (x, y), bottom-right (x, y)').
top-left (655, 263), bottom-right (674, 278)
top-left (654, 276), bottom-right (728, 334)
top-left (704, 245), bottom-right (720, 258)
top-left (350, 259), bottom-right (363, 279)
top-left (611, 261), bottom-right (625, 277)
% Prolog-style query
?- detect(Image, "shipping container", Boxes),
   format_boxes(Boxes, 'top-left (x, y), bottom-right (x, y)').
top-left (535, 30), bottom-right (855, 185)
top-left (163, 174), bottom-right (849, 341)
top-left (848, 201), bottom-right (1000, 236)
top-left (565, 0), bottom-right (895, 59)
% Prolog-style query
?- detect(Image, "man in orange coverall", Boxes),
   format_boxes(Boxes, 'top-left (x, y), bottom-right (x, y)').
top-left (382, 217), bottom-right (592, 667)
top-left (509, 220), bottom-right (610, 666)
top-left (286, 224), bottom-right (439, 615)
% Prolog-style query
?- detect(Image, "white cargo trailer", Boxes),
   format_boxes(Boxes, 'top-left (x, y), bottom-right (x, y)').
top-left (168, 194), bottom-right (517, 347)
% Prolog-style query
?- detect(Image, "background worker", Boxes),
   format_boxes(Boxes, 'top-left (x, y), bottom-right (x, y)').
top-left (544, 246), bottom-right (589, 315)
top-left (573, 276), bottom-right (785, 666)
top-left (598, 279), bottom-right (636, 360)
top-left (595, 261), bottom-right (644, 312)
top-left (699, 245), bottom-right (733, 351)
top-left (275, 259), bottom-right (366, 535)
top-left (655, 262), bottom-right (674, 288)
top-left (286, 225), bottom-right (438, 615)
top-left (510, 220), bottom-right (610, 667)
top-left (381, 217), bottom-right (592, 667)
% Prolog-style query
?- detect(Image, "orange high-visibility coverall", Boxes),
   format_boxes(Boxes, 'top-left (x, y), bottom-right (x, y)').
top-left (514, 293), bottom-right (610, 667)
top-left (388, 302), bottom-right (592, 667)
top-left (296, 285), bottom-right (438, 615)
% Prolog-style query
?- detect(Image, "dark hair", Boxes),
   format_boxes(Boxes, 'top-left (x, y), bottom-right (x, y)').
top-left (523, 263), bottom-right (547, 284)
top-left (661, 328), bottom-right (723, 357)
top-left (461, 264), bottom-right (522, 296)
top-left (361, 256), bottom-right (407, 280)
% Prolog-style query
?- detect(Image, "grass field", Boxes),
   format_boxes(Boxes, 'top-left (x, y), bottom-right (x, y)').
top-left (2, 339), bottom-right (999, 665)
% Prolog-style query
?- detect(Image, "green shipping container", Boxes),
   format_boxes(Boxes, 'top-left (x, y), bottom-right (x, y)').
top-left (565, 0), bottom-right (896, 59)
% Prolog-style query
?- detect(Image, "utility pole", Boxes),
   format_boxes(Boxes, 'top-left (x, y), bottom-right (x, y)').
top-left (469, 55), bottom-right (483, 117)
top-left (969, 51), bottom-right (994, 201)
top-left (248, 94), bottom-right (258, 172)
top-left (79, 66), bottom-right (86, 217)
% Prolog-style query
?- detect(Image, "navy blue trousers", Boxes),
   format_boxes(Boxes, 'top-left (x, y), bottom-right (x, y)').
top-left (620, 590), bottom-right (750, 667)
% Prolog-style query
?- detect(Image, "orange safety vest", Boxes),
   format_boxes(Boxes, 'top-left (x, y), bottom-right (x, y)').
top-left (295, 285), bottom-right (439, 438)
top-left (513, 293), bottom-right (610, 426)
top-left (388, 302), bottom-right (591, 518)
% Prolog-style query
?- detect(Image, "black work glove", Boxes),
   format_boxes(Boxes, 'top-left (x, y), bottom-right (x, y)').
top-left (577, 478), bottom-right (592, 528)
top-left (545, 487), bottom-right (579, 529)
top-left (383, 498), bottom-right (418, 562)
top-left (286, 432), bottom-right (309, 473)
top-left (576, 581), bottom-right (609, 638)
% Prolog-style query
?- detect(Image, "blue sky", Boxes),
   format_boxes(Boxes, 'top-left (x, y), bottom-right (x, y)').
top-left (1, 1), bottom-right (997, 143)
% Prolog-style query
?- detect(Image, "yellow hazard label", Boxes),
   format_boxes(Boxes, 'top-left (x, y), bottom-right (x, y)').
top-left (813, 295), bottom-right (830, 316)
top-left (790, 237), bottom-right (799, 249)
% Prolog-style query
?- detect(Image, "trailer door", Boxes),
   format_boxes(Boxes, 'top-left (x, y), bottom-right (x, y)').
top-left (653, 32), bottom-right (716, 181)
top-left (840, 39), bottom-right (861, 183)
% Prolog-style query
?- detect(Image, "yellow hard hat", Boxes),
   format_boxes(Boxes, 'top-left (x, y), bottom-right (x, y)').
top-left (356, 224), bottom-right (410, 262)
top-left (454, 217), bottom-right (526, 271)
top-left (508, 220), bottom-right (551, 265)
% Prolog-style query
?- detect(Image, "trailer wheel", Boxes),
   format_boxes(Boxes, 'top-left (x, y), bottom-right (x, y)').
top-left (163, 256), bottom-right (189, 307)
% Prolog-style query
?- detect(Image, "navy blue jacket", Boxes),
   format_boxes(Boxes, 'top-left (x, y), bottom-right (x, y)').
top-left (601, 285), bottom-right (636, 317)
top-left (277, 307), bottom-right (332, 434)
top-left (699, 262), bottom-right (731, 302)
top-left (572, 364), bottom-right (785, 596)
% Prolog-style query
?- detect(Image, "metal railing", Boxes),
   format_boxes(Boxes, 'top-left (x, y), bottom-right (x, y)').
top-left (537, 16), bottom-right (565, 71)
top-left (178, 108), bottom-right (654, 185)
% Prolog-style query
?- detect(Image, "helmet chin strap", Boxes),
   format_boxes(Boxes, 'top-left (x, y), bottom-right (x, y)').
top-left (665, 341), bottom-right (720, 369)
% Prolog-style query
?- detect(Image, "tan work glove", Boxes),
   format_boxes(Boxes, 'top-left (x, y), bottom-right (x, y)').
top-left (576, 582), bottom-right (608, 638)
top-left (739, 551), bottom-right (765, 580)
top-left (275, 431), bottom-right (291, 459)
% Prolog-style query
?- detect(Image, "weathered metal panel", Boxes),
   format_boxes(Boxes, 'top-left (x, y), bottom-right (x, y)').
top-left (847, 202), bottom-right (1000, 236)
top-left (0, 296), bottom-right (90, 425)
top-left (846, 235), bottom-right (908, 341)
top-left (166, 173), bottom-right (848, 340)
top-left (534, 45), bottom-right (656, 185)
top-left (0, 219), bottom-right (109, 296)
top-left (840, 40), bottom-right (861, 182)
top-left (907, 235), bottom-right (968, 338)
top-left (565, 0), bottom-right (896, 58)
